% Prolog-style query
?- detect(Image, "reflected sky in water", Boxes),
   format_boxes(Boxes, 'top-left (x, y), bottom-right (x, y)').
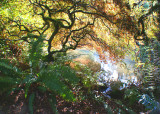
top-left (68, 48), bottom-right (139, 85)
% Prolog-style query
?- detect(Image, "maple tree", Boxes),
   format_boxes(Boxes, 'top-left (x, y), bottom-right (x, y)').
top-left (0, 0), bottom-right (159, 62)
top-left (0, 0), bottom-right (159, 63)
top-left (0, 0), bottom-right (135, 61)
top-left (0, 0), bottom-right (160, 113)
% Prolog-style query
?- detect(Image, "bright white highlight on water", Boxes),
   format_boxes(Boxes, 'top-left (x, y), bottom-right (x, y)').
top-left (68, 49), bottom-right (138, 85)
top-left (92, 50), bottom-right (138, 84)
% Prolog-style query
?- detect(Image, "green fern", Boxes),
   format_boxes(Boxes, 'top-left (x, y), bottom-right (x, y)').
top-left (48, 94), bottom-right (58, 114)
top-left (0, 76), bottom-right (18, 94)
top-left (29, 92), bottom-right (35, 114)
top-left (0, 59), bottom-right (22, 78)
top-left (28, 35), bottom-right (44, 72)
top-left (38, 64), bottom-right (78, 101)
top-left (0, 59), bottom-right (22, 94)
top-left (0, 34), bottom-right (80, 113)
top-left (139, 94), bottom-right (160, 111)
top-left (52, 65), bottom-right (79, 84)
top-left (124, 87), bottom-right (140, 105)
top-left (22, 74), bottom-right (37, 98)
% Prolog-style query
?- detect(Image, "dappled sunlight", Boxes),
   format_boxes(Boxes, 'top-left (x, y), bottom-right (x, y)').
top-left (68, 48), bottom-right (139, 86)
top-left (0, 0), bottom-right (159, 113)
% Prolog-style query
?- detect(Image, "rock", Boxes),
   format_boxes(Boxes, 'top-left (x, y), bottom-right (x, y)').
top-left (67, 49), bottom-right (101, 73)
top-left (109, 89), bottom-right (125, 99)
top-left (149, 109), bottom-right (160, 114)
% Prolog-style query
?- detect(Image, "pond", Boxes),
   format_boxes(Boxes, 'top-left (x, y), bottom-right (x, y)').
top-left (68, 48), bottom-right (140, 88)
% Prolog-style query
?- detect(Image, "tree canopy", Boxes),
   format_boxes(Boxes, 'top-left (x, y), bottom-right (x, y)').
top-left (1, 0), bottom-right (159, 62)
top-left (0, 0), bottom-right (160, 113)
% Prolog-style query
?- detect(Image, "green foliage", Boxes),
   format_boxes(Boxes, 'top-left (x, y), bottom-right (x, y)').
top-left (115, 100), bottom-right (136, 114)
top-left (28, 35), bottom-right (45, 72)
top-left (110, 81), bottom-right (123, 91)
top-left (0, 76), bottom-right (17, 94)
top-left (139, 94), bottom-right (160, 111)
top-left (0, 59), bottom-right (22, 78)
top-left (0, 35), bottom-right (79, 113)
top-left (124, 86), bottom-right (140, 105)
top-left (73, 63), bottom-right (100, 91)
top-left (24, 36), bottom-right (79, 113)
top-left (103, 103), bottom-right (113, 114)
top-left (0, 0), bottom-right (159, 113)
top-left (39, 64), bottom-right (78, 101)
top-left (29, 92), bottom-right (35, 114)
top-left (48, 93), bottom-right (58, 114)
top-left (136, 39), bottom-right (160, 92)
top-left (22, 74), bottom-right (36, 98)
top-left (0, 40), bottom-right (9, 58)
top-left (0, 58), bottom-right (22, 94)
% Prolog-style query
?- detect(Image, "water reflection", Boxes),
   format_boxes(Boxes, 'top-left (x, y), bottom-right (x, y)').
top-left (93, 50), bottom-right (138, 85)
top-left (68, 49), bottom-right (139, 86)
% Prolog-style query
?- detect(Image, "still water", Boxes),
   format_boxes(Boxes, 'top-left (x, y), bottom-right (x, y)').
top-left (68, 48), bottom-right (139, 86)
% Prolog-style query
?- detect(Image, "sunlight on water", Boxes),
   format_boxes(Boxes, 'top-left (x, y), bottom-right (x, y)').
top-left (68, 48), bottom-right (139, 86)
top-left (84, 49), bottom-right (138, 85)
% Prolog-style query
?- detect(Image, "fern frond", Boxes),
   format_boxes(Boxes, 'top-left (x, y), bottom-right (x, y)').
top-left (29, 92), bottom-right (35, 114)
top-left (39, 70), bottom-right (75, 101)
top-left (0, 59), bottom-right (22, 94)
top-left (53, 65), bottom-right (79, 84)
top-left (0, 76), bottom-right (18, 94)
top-left (48, 93), bottom-right (58, 114)
top-left (0, 60), bottom-right (22, 78)
top-left (29, 35), bottom-right (44, 69)
top-left (139, 94), bottom-right (160, 110)
top-left (38, 64), bottom-right (78, 101)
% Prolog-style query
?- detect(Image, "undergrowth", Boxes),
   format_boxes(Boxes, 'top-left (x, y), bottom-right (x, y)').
top-left (0, 35), bottom-right (79, 113)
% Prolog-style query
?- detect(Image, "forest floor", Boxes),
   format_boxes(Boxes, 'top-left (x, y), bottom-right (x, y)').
top-left (0, 88), bottom-right (147, 114)
top-left (0, 91), bottom-right (107, 114)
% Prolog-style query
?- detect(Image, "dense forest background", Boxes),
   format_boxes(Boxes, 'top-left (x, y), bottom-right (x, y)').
top-left (0, 0), bottom-right (160, 113)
